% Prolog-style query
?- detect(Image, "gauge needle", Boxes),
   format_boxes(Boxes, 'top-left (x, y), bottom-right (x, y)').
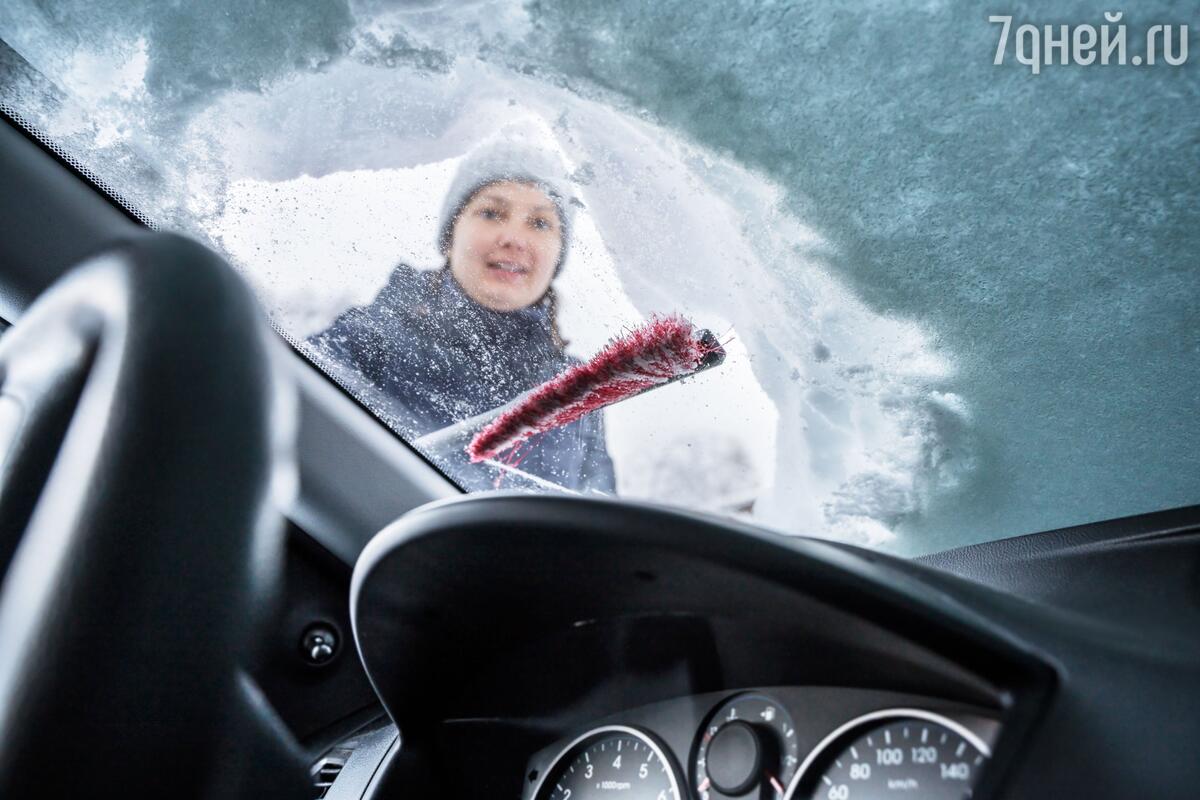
top-left (767, 772), bottom-right (785, 795)
top-left (698, 777), bottom-right (711, 793)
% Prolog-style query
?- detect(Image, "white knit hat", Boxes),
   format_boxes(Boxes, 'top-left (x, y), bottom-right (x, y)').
top-left (437, 138), bottom-right (578, 274)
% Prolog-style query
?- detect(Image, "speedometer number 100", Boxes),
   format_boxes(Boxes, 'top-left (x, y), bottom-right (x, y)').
top-left (789, 713), bottom-right (990, 800)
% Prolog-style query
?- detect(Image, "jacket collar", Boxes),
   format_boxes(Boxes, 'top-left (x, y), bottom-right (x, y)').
top-left (433, 267), bottom-right (556, 346)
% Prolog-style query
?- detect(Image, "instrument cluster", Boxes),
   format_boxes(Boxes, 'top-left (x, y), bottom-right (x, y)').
top-left (522, 688), bottom-right (999, 800)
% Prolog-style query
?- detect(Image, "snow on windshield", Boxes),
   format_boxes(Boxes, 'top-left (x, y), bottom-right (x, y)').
top-left (1, 0), bottom-right (1196, 555)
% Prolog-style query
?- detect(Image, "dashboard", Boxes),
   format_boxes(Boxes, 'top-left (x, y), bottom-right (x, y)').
top-left (345, 493), bottom-right (1047, 799)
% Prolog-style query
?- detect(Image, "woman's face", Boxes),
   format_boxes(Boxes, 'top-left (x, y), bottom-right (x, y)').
top-left (447, 180), bottom-right (564, 312)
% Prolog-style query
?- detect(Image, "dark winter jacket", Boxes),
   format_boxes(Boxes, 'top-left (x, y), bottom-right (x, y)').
top-left (305, 265), bottom-right (616, 493)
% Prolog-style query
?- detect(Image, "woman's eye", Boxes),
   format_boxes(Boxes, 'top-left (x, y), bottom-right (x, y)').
top-left (531, 217), bottom-right (552, 230)
top-left (479, 208), bottom-right (501, 220)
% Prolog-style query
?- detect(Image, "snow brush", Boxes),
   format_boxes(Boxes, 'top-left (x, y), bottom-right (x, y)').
top-left (469, 315), bottom-right (725, 463)
top-left (411, 315), bottom-right (725, 474)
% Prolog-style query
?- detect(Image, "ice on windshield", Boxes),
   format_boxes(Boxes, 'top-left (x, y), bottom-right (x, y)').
top-left (1, 0), bottom-right (1196, 555)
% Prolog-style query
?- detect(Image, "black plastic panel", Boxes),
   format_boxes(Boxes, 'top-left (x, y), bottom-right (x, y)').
top-left (254, 526), bottom-right (381, 747)
top-left (351, 494), bottom-right (1052, 799)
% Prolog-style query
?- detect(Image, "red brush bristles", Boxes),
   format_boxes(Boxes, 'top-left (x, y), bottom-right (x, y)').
top-left (468, 314), bottom-right (723, 463)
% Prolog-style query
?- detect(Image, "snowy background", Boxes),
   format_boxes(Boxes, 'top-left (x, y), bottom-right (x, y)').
top-left (1, 0), bottom-right (1196, 555)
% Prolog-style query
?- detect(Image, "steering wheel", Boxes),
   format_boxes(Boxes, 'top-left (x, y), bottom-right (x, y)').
top-left (0, 233), bottom-right (303, 797)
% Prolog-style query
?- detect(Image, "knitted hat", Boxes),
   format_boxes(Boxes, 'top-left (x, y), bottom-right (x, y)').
top-left (437, 138), bottom-right (578, 275)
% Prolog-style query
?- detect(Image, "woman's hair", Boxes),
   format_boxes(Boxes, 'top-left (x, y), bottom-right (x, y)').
top-left (543, 285), bottom-right (568, 352)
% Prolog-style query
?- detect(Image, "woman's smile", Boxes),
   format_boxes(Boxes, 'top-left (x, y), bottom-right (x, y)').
top-left (486, 259), bottom-right (532, 276)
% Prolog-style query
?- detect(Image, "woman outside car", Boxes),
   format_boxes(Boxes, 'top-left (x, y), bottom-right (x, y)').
top-left (308, 140), bottom-right (616, 493)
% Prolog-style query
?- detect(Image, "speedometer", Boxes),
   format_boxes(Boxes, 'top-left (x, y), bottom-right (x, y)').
top-left (534, 725), bottom-right (684, 800)
top-left (784, 710), bottom-right (990, 800)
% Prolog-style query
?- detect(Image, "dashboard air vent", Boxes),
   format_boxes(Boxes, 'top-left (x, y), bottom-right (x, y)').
top-left (311, 749), bottom-right (350, 799)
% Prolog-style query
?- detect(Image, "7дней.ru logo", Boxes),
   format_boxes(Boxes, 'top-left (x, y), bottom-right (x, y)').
top-left (990, 12), bottom-right (1189, 74)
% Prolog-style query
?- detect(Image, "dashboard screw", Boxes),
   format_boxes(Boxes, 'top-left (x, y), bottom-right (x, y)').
top-left (301, 623), bottom-right (339, 666)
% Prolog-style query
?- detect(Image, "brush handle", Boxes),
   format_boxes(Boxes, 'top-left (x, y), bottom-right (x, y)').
top-left (412, 394), bottom-right (522, 457)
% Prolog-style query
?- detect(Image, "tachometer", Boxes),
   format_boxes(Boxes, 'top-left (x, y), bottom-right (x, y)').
top-left (784, 710), bottom-right (990, 800)
top-left (534, 725), bottom-right (684, 800)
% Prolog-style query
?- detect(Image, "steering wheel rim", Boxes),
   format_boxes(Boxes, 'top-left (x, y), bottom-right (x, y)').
top-left (0, 233), bottom-right (296, 797)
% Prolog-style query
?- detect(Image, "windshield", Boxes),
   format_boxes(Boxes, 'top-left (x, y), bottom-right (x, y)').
top-left (1, 1), bottom-right (1196, 556)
